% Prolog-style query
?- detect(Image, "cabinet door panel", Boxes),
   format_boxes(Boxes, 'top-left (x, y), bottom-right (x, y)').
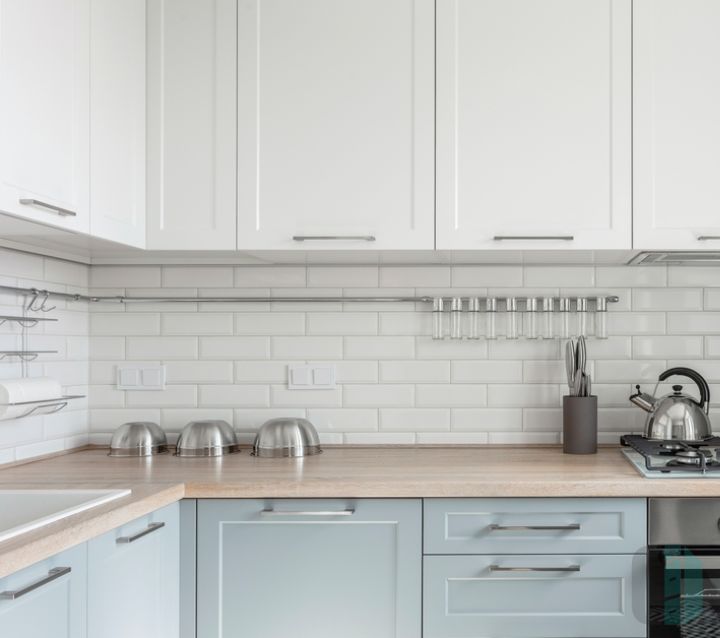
top-left (237, 0), bottom-right (434, 250)
top-left (197, 499), bottom-right (421, 638)
top-left (0, 544), bottom-right (86, 638)
top-left (0, 0), bottom-right (89, 232)
top-left (634, 0), bottom-right (720, 249)
top-left (89, 0), bottom-right (146, 247)
top-left (146, 0), bottom-right (237, 249)
top-left (424, 554), bottom-right (646, 638)
top-left (436, 0), bottom-right (631, 250)
top-left (87, 503), bottom-right (179, 638)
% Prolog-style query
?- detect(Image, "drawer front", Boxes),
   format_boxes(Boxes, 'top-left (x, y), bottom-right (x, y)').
top-left (424, 498), bottom-right (646, 555)
top-left (424, 554), bottom-right (647, 638)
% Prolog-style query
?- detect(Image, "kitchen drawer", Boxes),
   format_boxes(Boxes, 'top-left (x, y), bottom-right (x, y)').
top-left (423, 554), bottom-right (647, 638)
top-left (424, 498), bottom-right (646, 555)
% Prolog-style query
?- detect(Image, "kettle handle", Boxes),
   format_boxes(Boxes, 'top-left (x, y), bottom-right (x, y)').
top-left (658, 367), bottom-right (711, 414)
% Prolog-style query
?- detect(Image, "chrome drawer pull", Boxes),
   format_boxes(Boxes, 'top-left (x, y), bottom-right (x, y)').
top-left (489, 564), bottom-right (581, 573)
top-left (488, 524), bottom-right (581, 532)
top-left (698, 236), bottom-right (720, 241)
top-left (19, 198), bottom-right (77, 217)
top-left (260, 509), bottom-right (355, 517)
top-left (116, 521), bottom-right (165, 544)
top-left (0, 566), bottom-right (71, 600)
top-left (493, 235), bottom-right (574, 241)
top-left (292, 235), bottom-right (376, 242)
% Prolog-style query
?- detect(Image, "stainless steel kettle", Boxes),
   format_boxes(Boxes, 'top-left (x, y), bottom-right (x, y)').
top-left (629, 367), bottom-right (712, 441)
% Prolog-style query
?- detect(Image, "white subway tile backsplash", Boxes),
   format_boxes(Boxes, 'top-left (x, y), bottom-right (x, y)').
top-left (91, 266), bottom-right (161, 288)
top-left (452, 360), bottom-right (523, 383)
top-left (457, 406), bottom-right (520, 436)
top-left (489, 432), bottom-right (561, 444)
top-left (272, 336), bottom-right (343, 359)
top-left (199, 385), bottom-right (269, 407)
top-left (307, 266), bottom-right (378, 288)
top-left (307, 409), bottom-right (378, 432)
top-left (235, 313), bottom-right (305, 335)
top-left (380, 361), bottom-right (450, 383)
top-left (306, 312), bottom-right (378, 335)
top-left (234, 266), bottom-right (306, 288)
top-left (594, 360), bottom-right (668, 383)
top-left (234, 361), bottom-right (289, 383)
top-left (271, 386), bottom-right (342, 408)
top-left (607, 312), bottom-right (666, 335)
top-left (378, 312), bottom-right (433, 336)
top-left (380, 409), bottom-right (450, 431)
top-left (596, 266), bottom-right (667, 287)
top-left (199, 336), bottom-right (270, 360)
top-left (416, 384), bottom-right (487, 407)
top-left (343, 384), bottom-right (414, 407)
top-left (415, 338), bottom-right (488, 360)
top-left (379, 266), bottom-right (451, 288)
top-left (668, 266), bottom-right (720, 287)
top-left (234, 408), bottom-right (306, 430)
top-left (634, 288), bottom-right (703, 311)
top-left (343, 432), bottom-right (415, 445)
top-left (126, 337), bottom-right (198, 360)
top-left (162, 408), bottom-right (234, 431)
top-left (162, 313), bottom-right (233, 335)
top-left (90, 313), bottom-right (160, 336)
top-left (416, 432), bottom-right (490, 444)
top-left (488, 385), bottom-right (561, 408)
top-left (163, 266), bottom-right (234, 288)
top-left (344, 336), bottom-right (415, 359)
top-left (667, 312), bottom-right (720, 335)
top-left (452, 266), bottom-right (523, 288)
top-left (126, 385), bottom-right (197, 408)
top-left (524, 266), bottom-right (595, 288)
top-left (165, 361), bottom-right (234, 384)
top-left (633, 335), bottom-right (704, 359)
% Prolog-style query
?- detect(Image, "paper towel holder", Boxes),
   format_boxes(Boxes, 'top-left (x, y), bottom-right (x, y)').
top-left (0, 395), bottom-right (85, 420)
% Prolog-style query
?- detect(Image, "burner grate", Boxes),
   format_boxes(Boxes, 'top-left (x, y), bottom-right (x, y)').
top-left (621, 435), bottom-right (720, 474)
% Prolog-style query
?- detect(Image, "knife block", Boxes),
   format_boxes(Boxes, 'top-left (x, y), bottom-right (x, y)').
top-left (563, 395), bottom-right (598, 454)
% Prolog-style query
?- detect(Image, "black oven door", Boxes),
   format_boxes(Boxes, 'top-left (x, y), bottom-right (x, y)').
top-left (650, 546), bottom-right (720, 637)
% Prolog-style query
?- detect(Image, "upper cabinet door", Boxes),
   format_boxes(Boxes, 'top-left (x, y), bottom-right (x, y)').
top-left (146, 0), bottom-right (237, 250)
top-left (236, 0), bottom-right (435, 251)
top-left (634, 0), bottom-right (720, 250)
top-left (0, 0), bottom-right (90, 233)
top-left (436, 0), bottom-right (632, 251)
top-left (89, 0), bottom-right (146, 248)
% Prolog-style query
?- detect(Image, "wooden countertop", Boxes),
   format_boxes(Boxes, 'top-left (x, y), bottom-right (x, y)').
top-left (0, 445), bottom-right (717, 578)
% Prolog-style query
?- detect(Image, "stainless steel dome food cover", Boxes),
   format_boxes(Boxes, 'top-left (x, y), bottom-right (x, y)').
top-left (252, 417), bottom-right (322, 458)
top-left (175, 420), bottom-right (240, 457)
top-left (109, 422), bottom-right (168, 457)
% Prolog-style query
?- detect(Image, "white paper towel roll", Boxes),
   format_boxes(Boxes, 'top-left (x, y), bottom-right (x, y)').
top-left (0, 377), bottom-right (63, 421)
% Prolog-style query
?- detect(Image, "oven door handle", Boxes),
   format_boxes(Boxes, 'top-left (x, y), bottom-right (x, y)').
top-left (665, 555), bottom-right (720, 570)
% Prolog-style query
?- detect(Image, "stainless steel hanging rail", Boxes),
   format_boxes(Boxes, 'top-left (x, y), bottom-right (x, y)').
top-left (0, 284), bottom-right (620, 307)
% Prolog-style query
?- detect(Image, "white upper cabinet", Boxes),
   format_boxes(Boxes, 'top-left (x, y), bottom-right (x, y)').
top-left (634, 0), bottom-right (720, 250)
top-left (0, 0), bottom-right (90, 233)
top-left (89, 0), bottom-right (146, 247)
top-left (236, 0), bottom-right (435, 251)
top-left (146, 0), bottom-right (237, 250)
top-left (436, 0), bottom-right (632, 251)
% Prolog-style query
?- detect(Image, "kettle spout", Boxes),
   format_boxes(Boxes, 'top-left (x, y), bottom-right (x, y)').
top-left (629, 385), bottom-right (657, 413)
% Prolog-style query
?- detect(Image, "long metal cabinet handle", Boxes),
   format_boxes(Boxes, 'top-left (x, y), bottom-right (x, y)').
top-left (488, 524), bottom-right (581, 531)
top-left (19, 199), bottom-right (77, 217)
top-left (493, 235), bottom-right (574, 241)
top-left (260, 509), bottom-right (355, 517)
top-left (292, 235), bottom-right (376, 242)
top-left (697, 236), bottom-right (720, 241)
top-left (116, 521), bottom-right (165, 544)
top-left (0, 566), bottom-right (72, 600)
top-left (489, 565), bottom-right (581, 573)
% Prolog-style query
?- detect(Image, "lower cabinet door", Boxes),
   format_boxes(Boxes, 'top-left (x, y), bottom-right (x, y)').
top-left (424, 554), bottom-right (646, 638)
top-left (197, 499), bottom-right (422, 638)
top-left (87, 503), bottom-right (179, 638)
top-left (0, 543), bottom-right (87, 638)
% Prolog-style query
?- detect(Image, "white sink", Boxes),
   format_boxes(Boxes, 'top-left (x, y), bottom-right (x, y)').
top-left (0, 489), bottom-right (131, 543)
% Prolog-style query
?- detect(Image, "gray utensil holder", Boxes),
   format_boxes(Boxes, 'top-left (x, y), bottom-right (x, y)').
top-left (563, 396), bottom-right (598, 454)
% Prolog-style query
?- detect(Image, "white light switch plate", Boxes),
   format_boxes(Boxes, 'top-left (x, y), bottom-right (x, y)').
top-left (117, 365), bottom-right (166, 390)
top-left (288, 364), bottom-right (336, 390)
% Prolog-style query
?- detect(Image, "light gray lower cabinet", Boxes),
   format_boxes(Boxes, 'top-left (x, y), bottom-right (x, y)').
top-left (87, 503), bottom-right (180, 638)
top-left (424, 553), bottom-right (647, 638)
top-left (196, 498), bottom-right (422, 638)
top-left (0, 543), bottom-right (87, 638)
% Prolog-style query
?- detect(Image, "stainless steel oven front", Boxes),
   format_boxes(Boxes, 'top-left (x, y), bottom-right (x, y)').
top-left (650, 498), bottom-right (720, 637)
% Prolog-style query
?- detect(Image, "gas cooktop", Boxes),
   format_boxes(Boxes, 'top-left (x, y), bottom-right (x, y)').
top-left (621, 435), bottom-right (720, 478)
